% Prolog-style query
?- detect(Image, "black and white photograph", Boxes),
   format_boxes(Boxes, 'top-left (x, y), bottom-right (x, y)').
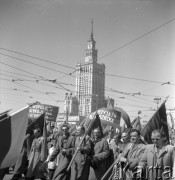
top-left (0, 0), bottom-right (175, 180)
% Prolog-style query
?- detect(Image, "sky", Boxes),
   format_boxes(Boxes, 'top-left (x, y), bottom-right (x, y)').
top-left (0, 0), bottom-right (175, 122)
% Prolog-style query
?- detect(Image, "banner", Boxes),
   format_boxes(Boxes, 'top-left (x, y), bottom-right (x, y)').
top-left (28, 104), bottom-right (59, 122)
top-left (97, 108), bottom-right (121, 127)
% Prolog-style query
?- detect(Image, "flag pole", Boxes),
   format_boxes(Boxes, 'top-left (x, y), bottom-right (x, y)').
top-left (66, 112), bottom-right (98, 172)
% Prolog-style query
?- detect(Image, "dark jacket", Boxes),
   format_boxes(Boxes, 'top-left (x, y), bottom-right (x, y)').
top-left (70, 135), bottom-right (92, 180)
top-left (49, 134), bottom-right (75, 180)
top-left (88, 138), bottom-right (110, 180)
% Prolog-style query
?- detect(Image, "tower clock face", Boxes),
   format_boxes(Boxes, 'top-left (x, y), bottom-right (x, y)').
top-left (88, 44), bottom-right (92, 49)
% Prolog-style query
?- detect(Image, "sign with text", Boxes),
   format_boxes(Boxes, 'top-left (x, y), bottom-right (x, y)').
top-left (97, 108), bottom-right (121, 127)
top-left (29, 104), bottom-right (59, 122)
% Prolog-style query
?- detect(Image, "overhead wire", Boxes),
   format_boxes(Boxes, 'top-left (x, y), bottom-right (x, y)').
top-left (0, 69), bottom-right (39, 79)
top-left (0, 61), bottom-right (48, 81)
top-left (0, 77), bottom-right (58, 102)
top-left (0, 17), bottom-right (174, 91)
top-left (1, 66), bottom-right (172, 109)
top-left (0, 76), bottom-right (68, 103)
top-left (0, 86), bottom-right (65, 103)
top-left (97, 17), bottom-right (175, 61)
top-left (1, 49), bottom-right (174, 92)
top-left (1, 16), bottom-right (175, 108)
top-left (0, 52), bottom-right (75, 77)
top-left (0, 48), bottom-right (75, 70)
top-left (1, 48), bottom-right (174, 85)
top-left (0, 72), bottom-right (39, 82)
top-left (106, 92), bottom-right (154, 107)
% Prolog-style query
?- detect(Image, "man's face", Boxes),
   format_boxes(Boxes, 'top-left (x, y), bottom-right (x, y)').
top-left (76, 126), bottom-right (83, 136)
top-left (151, 132), bottom-right (163, 147)
top-left (130, 132), bottom-right (139, 144)
top-left (34, 129), bottom-right (40, 138)
top-left (113, 136), bottom-right (120, 144)
top-left (93, 129), bottom-right (100, 140)
top-left (62, 126), bottom-right (69, 136)
top-left (121, 133), bottom-right (128, 143)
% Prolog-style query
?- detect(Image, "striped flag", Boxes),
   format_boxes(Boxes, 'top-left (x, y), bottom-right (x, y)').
top-left (0, 107), bottom-right (29, 168)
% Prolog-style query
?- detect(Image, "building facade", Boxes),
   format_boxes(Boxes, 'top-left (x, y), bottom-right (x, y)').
top-left (76, 22), bottom-right (105, 116)
top-left (64, 94), bottom-right (79, 116)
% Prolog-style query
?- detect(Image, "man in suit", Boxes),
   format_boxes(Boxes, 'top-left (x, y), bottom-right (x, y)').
top-left (26, 128), bottom-right (47, 180)
top-left (70, 125), bottom-right (92, 180)
top-left (138, 129), bottom-right (175, 180)
top-left (48, 124), bottom-right (75, 180)
top-left (88, 128), bottom-right (110, 180)
top-left (118, 129), bottom-right (145, 180)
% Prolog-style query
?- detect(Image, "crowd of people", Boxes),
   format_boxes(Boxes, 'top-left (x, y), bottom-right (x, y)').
top-left (1, 122), bottom-right (175, 180)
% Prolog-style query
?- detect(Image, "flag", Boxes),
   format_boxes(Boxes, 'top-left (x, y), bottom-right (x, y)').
top-left (84, 112), bottom-right (103, 137)
top-left (141, 102), bottom-right (169, 144)
top-left (0, 107), bottom-right (29, 168)
top-left (115, 107), bottom-right (131, 128)
top-left (97, 108), bottom-right (121, 127)
top-left (26, 113), bottom-right (45, 135)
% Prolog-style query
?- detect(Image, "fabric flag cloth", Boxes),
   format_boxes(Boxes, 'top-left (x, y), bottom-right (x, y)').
top-left (114, 107), bottom-right (131, 128)
top-left (26, 113), bottom-right (45, 135)
top-left (141, 102), bottom-right (169, 144)
top-left (0, 107), bottom-right (29, 168)
top-left (84, 112), bottom-right (103, 137)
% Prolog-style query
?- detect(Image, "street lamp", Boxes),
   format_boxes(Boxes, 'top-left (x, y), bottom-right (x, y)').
top-left (154, 97), bottom-right (161, 110)
top-left (65, 92), bottom-right (72, 123)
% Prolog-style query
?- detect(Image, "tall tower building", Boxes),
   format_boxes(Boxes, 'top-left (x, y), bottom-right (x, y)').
top-left (76, 20), bottom-right (105, 116)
